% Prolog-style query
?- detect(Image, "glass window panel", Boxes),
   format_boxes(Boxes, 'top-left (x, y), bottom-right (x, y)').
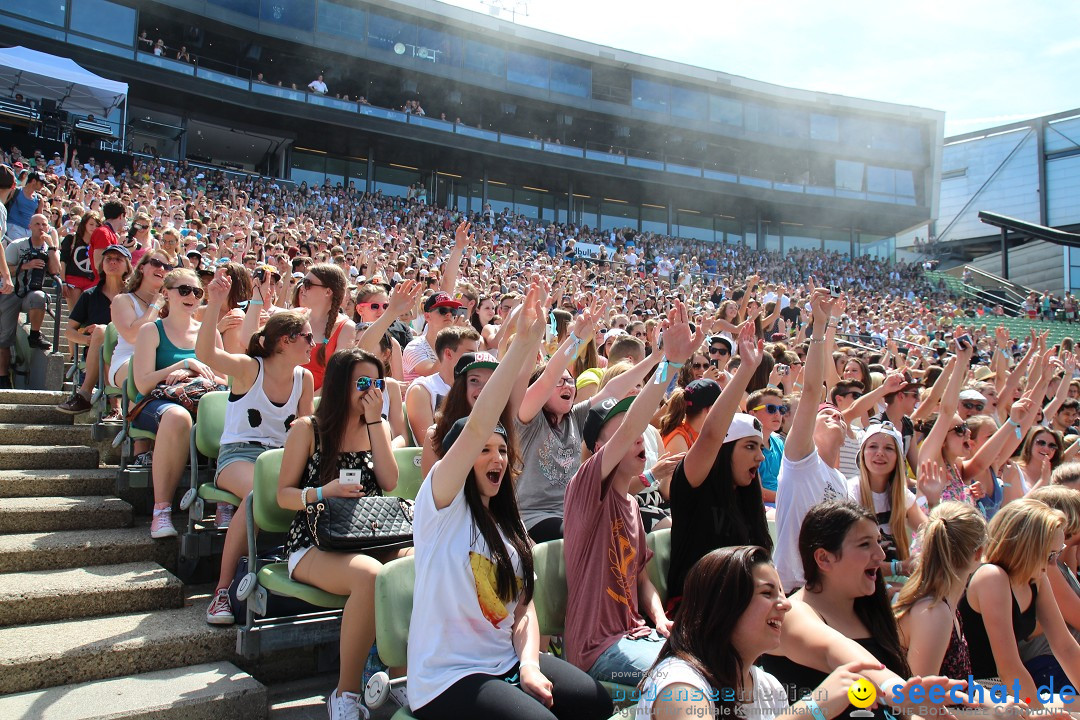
top-left (469, 183), bottom-right (484, 214)
top-left (600, 202), bottom-right (638, 231)
top-left (260, 0), bottom-right (315, 31)
top-left (895, 170), bottom-right (915, 197)
top-left (783, 230), bottom-right (822, 252)
top-left (765, 228), bottom-right (780, 252)
top-left (417, 25), bottom-right (462, 67)
top-left (709, 95), bottom-right (743, 127)
top-left (317, 0), bottom-right (366, 40)
top-left (810, 113), bottom-right (839, 142)
top-left (514, 189), bottom-right (540, 220)
top-left (632, 77), bottom-right (669, 114)
top-left (670, 86), bottom-right (708, 119)
top-left (641, 206), bottom-right (666, 235)
top-left (291, 151), bottom-right (326, 186)
top-left (840, 117), bottom-right (872, 151)
top-left (464, 39), bottom-right (504, 77)
top-left (506, 51), bottom-right (549, 89)
top-left (777, 109), bottom-right (808, 139)
top-left (866, 166), bottom-right (896, 195)
top-left (744, 103), bottom-right (776, 135)
top-left (207, 0), bottom-right (260, 17)
top-left (488, 185), bottom-right (513, 216)
top-left (5, 0), bottom-right (65, 26)
top-left (675, 212), bottom-right (712, 242)
top-left (374, 164), bottom-right (418, 198)
top-left (71, 0), bottom-right (136, 47)
top-left (549, 60), bottom-right (590, 98)
top-left (824, 230), bottom-right (851, 258)
top-left (368, 12), bottom-right (416, 52)
top-left (835, 160), bottom-right (864, 192)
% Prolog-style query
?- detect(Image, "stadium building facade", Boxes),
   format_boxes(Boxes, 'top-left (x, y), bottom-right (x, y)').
top-left (2, 0), bottom-right (943, 259)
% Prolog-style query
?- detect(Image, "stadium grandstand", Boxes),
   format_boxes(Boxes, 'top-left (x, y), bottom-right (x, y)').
top-left (1, 2), bottom-right (1080, 720)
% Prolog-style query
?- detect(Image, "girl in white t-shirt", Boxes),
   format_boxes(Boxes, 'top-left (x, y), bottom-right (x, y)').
top-left (639, 546), bottom-right (884, 720)
top-left (408, 285), bottom-right (612, 720)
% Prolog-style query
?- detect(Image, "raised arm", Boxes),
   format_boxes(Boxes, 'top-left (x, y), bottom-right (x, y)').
top-left (963, 397), bottom-right (1035, 480)
top-left (431, 284), bottom-right (545, 509)
top-left (843, 370), bottom-right (904, 424)
top-left (785, 289), bottom-right (838, 462)
top-left (917, 347), bottom-right (971, 466)
top-left (439, 221), bottom-right (472, 293)
top-left (196, 275), bottom-right (258, 387)
top-left (682, 323), bottom-right (763, 487)
top-left (590, 350), bottom-right (662, 407)
top-left (355, 280), bottom-right (421, 355)
top-left (516, 302), bottom-right (599, 424)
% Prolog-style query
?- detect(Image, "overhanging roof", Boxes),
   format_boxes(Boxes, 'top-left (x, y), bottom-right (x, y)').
top-left (0, 46), bottom-right (127, 116)
top-left (979, 211), bottom-right (1080, 249)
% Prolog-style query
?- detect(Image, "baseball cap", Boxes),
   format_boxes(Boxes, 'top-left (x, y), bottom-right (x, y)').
top-left (959, 389), bottom-right (987, 403)
top-left (859, 421), bottom-right (906, 470)
top-left (723, 413), bottom-right (763, 444)
top-left (684, 379), bottom-right (721, 411)
top-left (441, 416), bottom-right (508, 455)
top-left (424, 292), bottom-right (462, 312)
top-left (454, 352), bottom-right (498, 378)
top-left (582, 396), bottom-right (634, 451)
top-left (101, 244), bottom-right (132, 260)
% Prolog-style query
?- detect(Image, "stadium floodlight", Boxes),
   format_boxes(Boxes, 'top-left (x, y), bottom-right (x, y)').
top-left (481, 0), bottom-right (529, 22)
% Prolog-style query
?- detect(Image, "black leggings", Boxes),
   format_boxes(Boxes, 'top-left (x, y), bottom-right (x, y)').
top-left (413, 655), bottom-right (613, 720)
top-left (528, 517), bottom-right (564, 544)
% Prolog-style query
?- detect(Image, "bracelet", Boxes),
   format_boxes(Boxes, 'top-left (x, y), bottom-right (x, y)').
top-left (803, 700), bottom-right (827, 720)
top-left (1006, 417), bottom-right (1022, 439)
top-left (565, 331), bottom-right (585, 358)
top-left (654, 358), bottom-right (684, 385)
top-left (301, 487), bottom-right (310, 506)
top-left (316, 486), bottom-right (324, 502)
top-left (519, 660), bottom-right (541, 671)
top-left (183, 359), bottom-right (189, 370)
top-left (249, 300), bottom-right (264, 306)
top-left (810, 336), bottom-right (826, 344)
top-left (891, 559), bottom-right (902, 576)
top-left (366, 420), bottom-right (383, 425)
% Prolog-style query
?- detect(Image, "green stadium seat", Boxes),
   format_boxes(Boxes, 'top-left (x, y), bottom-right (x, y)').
top-left (644, 529), bottom-right (670, 606)
top-left (373, 556), bottom-right (418, 720)
top-left (388, 447), bottom-right (424, 501)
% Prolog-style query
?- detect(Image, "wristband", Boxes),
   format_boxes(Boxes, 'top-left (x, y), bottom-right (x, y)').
top-left (891, 559), bottom-right (902, 576)
top-left (316, 486), bottom-right (324, 502)
top-left (1007, 417), bottom-right (1022, 439)
top-left (565, 331), bottom-right (585, 358)
top-left (183, 359), bottom-right (189, 370)
top-left (519, 660), bottom-right (541, 671)
top-left (643, 470), bottom-right (658, 489)
top-left (654, 358), bottom-right (684, 385)
top-left (249, 300), bottom-right (264, 306)
top-left (803, 700), bottom-right (827, 720)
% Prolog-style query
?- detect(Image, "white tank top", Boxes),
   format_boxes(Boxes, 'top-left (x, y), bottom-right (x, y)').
top-left (110, 294), bottom-right (147, 372)
top-left (220, 358), bottom-right (305, 448)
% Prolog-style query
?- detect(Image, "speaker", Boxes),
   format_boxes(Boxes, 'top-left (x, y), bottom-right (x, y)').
top-left (615, 125), bottom-right (630, 138)
top-left (40, 98), bottom-right (58, 114)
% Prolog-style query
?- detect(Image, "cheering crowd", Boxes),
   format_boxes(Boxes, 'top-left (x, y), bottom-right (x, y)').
top-left (4, 141), bottom-right (1080, 720)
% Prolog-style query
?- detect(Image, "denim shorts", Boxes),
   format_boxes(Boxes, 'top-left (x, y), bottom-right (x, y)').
top-left (216, 441), bottom-right (270, 475)
top-left (588, 629), bottom-right (664, 684)
top-left (130, 397), bottom-right (190, 433)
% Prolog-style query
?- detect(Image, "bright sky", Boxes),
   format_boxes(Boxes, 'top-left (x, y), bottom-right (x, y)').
top-left (436, 0), bottom-right (1080, 137)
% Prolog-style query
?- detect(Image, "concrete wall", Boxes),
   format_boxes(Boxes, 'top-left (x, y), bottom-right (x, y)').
top-left (968, 240), bottom-right (1065, 295)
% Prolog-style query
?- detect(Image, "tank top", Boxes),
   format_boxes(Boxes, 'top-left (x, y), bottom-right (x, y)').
top-left (283, 416), bottom-right (381, 556)
top-left (110, 294), bottom-right (147, 374)
top-left (958, 570), bottom-right (1038, 680)
top-left (154, 319), bottom-right (196, 369)
top-left (220, 358), bottom-right (305, 448)
top-left (662, 422), bottom-right (698, 450)
top-left (302, 317), bottom-right (346, 391)
top-left (939, 600), bottom-right (973, 680)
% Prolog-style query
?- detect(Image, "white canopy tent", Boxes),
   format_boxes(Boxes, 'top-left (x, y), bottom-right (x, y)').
top-left (0, 46), bottom-right (127, 117)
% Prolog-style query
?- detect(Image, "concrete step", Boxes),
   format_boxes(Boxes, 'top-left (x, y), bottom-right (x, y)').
top-left (0, 561), bottom-right (184, 627)
top-left (0, 445), bottom-right (99, 470)
top-left (0, 496), bottom-right (132, 534)
top-left (268, 673), bottom-right (397, 720)
top-left (0, 423), bottom-right (95, 446)
top-left (0, 390), bottom-right (70, 406)
top-left (0, 600), bottom-right (236, 694)
top-left (0, 404), bottom-right (74, 425)
top-left (0, 468), bottom-right (116, 498)
top-left (0, 524), bottom-right (176, 573)
top-left (0, 661), bottom-right (266, 720)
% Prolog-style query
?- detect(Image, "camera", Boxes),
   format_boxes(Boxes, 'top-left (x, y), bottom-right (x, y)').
top-left (18, 245), bottom-right (49, 294)
top-left (955, 334), bottom-right (972, 350)
top-left (777, 364), bottom-right (789, 376)
top-left (829, 284), bottom-right (842, 298)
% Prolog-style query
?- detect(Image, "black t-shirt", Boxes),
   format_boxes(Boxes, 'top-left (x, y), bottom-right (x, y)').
top-left (69, 285), bottom-right (113, 328)
top-left (59, 234), bottom-right (95, 284)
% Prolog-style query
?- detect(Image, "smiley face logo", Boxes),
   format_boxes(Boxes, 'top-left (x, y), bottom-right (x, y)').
top-left (848, 678), bottom-right (876, 709)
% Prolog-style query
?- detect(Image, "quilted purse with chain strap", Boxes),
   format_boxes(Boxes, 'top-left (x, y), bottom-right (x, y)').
top-left (304, 495), bottom-right (414, 552)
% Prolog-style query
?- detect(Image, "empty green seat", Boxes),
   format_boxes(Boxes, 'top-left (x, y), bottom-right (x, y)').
top-left (388, 447), bottom-right (424, 501)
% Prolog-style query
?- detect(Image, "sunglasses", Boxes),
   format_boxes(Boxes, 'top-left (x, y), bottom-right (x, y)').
top-left (709, 346), bottom-right (730, 356)
top-left (434, 306), bottom-right (455, 316)
top-left (752, 403), bottom-right (790, 415)
top-left (950, 423), bottom-right (972, 437)
top-left (302, 278), bottom-right (326, 290)
top-left (356, 376), bottom-right (385, 392)
top-left (170, 284), bottom-right (204, 299)
top-left (289, 332), bottom-right (315, 344)
top-left (364, 302), bottom-right (390, 311)
top-left (147, 258), bottom-right (173, 271)
top-left (1049, 546), bottom-right (1067, 565)
top-left (1035, 438), bottom-right (1059, 451)
top-left (691, 362), bottom-right (709, 370)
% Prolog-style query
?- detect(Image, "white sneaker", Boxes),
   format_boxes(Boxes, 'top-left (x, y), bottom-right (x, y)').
top-left (150, 508), bottom-right (177, 539)
top-left (215, 502), bottom-right (235, 529)
top-left (327, 689), bottom-right (369, 720)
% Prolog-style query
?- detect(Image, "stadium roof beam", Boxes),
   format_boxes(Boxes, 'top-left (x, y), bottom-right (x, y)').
top-left (979, 210), bottom-right (1080, 279)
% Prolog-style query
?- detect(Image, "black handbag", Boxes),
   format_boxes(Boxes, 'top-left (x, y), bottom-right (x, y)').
top-left (304, 495), bottom-right (414, 552)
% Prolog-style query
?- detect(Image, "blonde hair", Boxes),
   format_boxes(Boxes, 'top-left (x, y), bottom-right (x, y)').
top-left (1028, 486), bottom-right (1080, 538)
top-left (854, 432), bottom-right (912, 560)
top-left (985, 498), bottom-right (1066, 582)
top-left (598, 360), bottom-right (633, 391)
top-left (159, 268), bottom-right (200, 318)
top-left (894, 502), bottom-right (986, 622)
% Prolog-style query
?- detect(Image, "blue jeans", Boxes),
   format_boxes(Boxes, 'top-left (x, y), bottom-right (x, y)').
top-left (587, 630), bottom-right (664, 685)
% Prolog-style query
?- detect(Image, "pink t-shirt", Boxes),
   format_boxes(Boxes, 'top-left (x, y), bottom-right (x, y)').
top-left (563, 445), bottom-right (653, 672)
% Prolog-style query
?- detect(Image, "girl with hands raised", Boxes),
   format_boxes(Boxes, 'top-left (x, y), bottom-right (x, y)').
top-left (408, 283), bottom-right (613, 720)
top-left (196, 272), bottom-right (315, 626)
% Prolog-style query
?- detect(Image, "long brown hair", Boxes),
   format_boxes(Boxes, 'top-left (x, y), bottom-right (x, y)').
top-left (313, 348), bottom-right (383, 489)
top-left (73, 210), bottom-right (102, 248)
top-left (307, 263), bottom-right (348, 366)
top-left (432, 369), bottom-right (516, 459)
top-left (247, 310), bottom-right (307, 359)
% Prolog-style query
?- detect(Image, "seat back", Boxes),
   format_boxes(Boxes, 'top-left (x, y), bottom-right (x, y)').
top-left (253, 448), bottom-right (294, 533)
top-left (531, 539), bottom-right (567, 636)
top-left (374, 555), bottom-right (416, 668)
top-left (102, 323), bottom-right (118, 368)
top-left (645, 529), bottom-right (670, 605)
top-left (388, 447), bottom-right (424, 501)
top-left (194, 391), bottom-right (229, 459)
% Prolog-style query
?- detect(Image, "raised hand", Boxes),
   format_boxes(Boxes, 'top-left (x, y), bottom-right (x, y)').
top-left (453, 220), bottom-right (473, 250)
top-left (917, 459), bottom-right (948, 507)
top-left (736, 321), bottom-right (764, 371)
top-left (659, 301), bottom-right (705, 365)
top-left (386, 279), bottom-right (422, 318)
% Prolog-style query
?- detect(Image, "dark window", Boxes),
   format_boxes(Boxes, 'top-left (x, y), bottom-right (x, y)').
top-left (260, 0), bottom-right (315, 31)
top-left (70, 0), bottom-right (136, 46)
top-left (549, 60), bottom-right (590, 98)
top-left (317, 0), bottom-right (365, 39)
top-left (368, 12), bottom-right (416, 52)
top-left (5, 0), bottom-right (65, 26)
top-left (464, 39), bottom-right (504, 77)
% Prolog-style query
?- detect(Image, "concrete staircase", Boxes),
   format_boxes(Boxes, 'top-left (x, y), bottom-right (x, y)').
top-left (0, 390), bottom-right (268, 719)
